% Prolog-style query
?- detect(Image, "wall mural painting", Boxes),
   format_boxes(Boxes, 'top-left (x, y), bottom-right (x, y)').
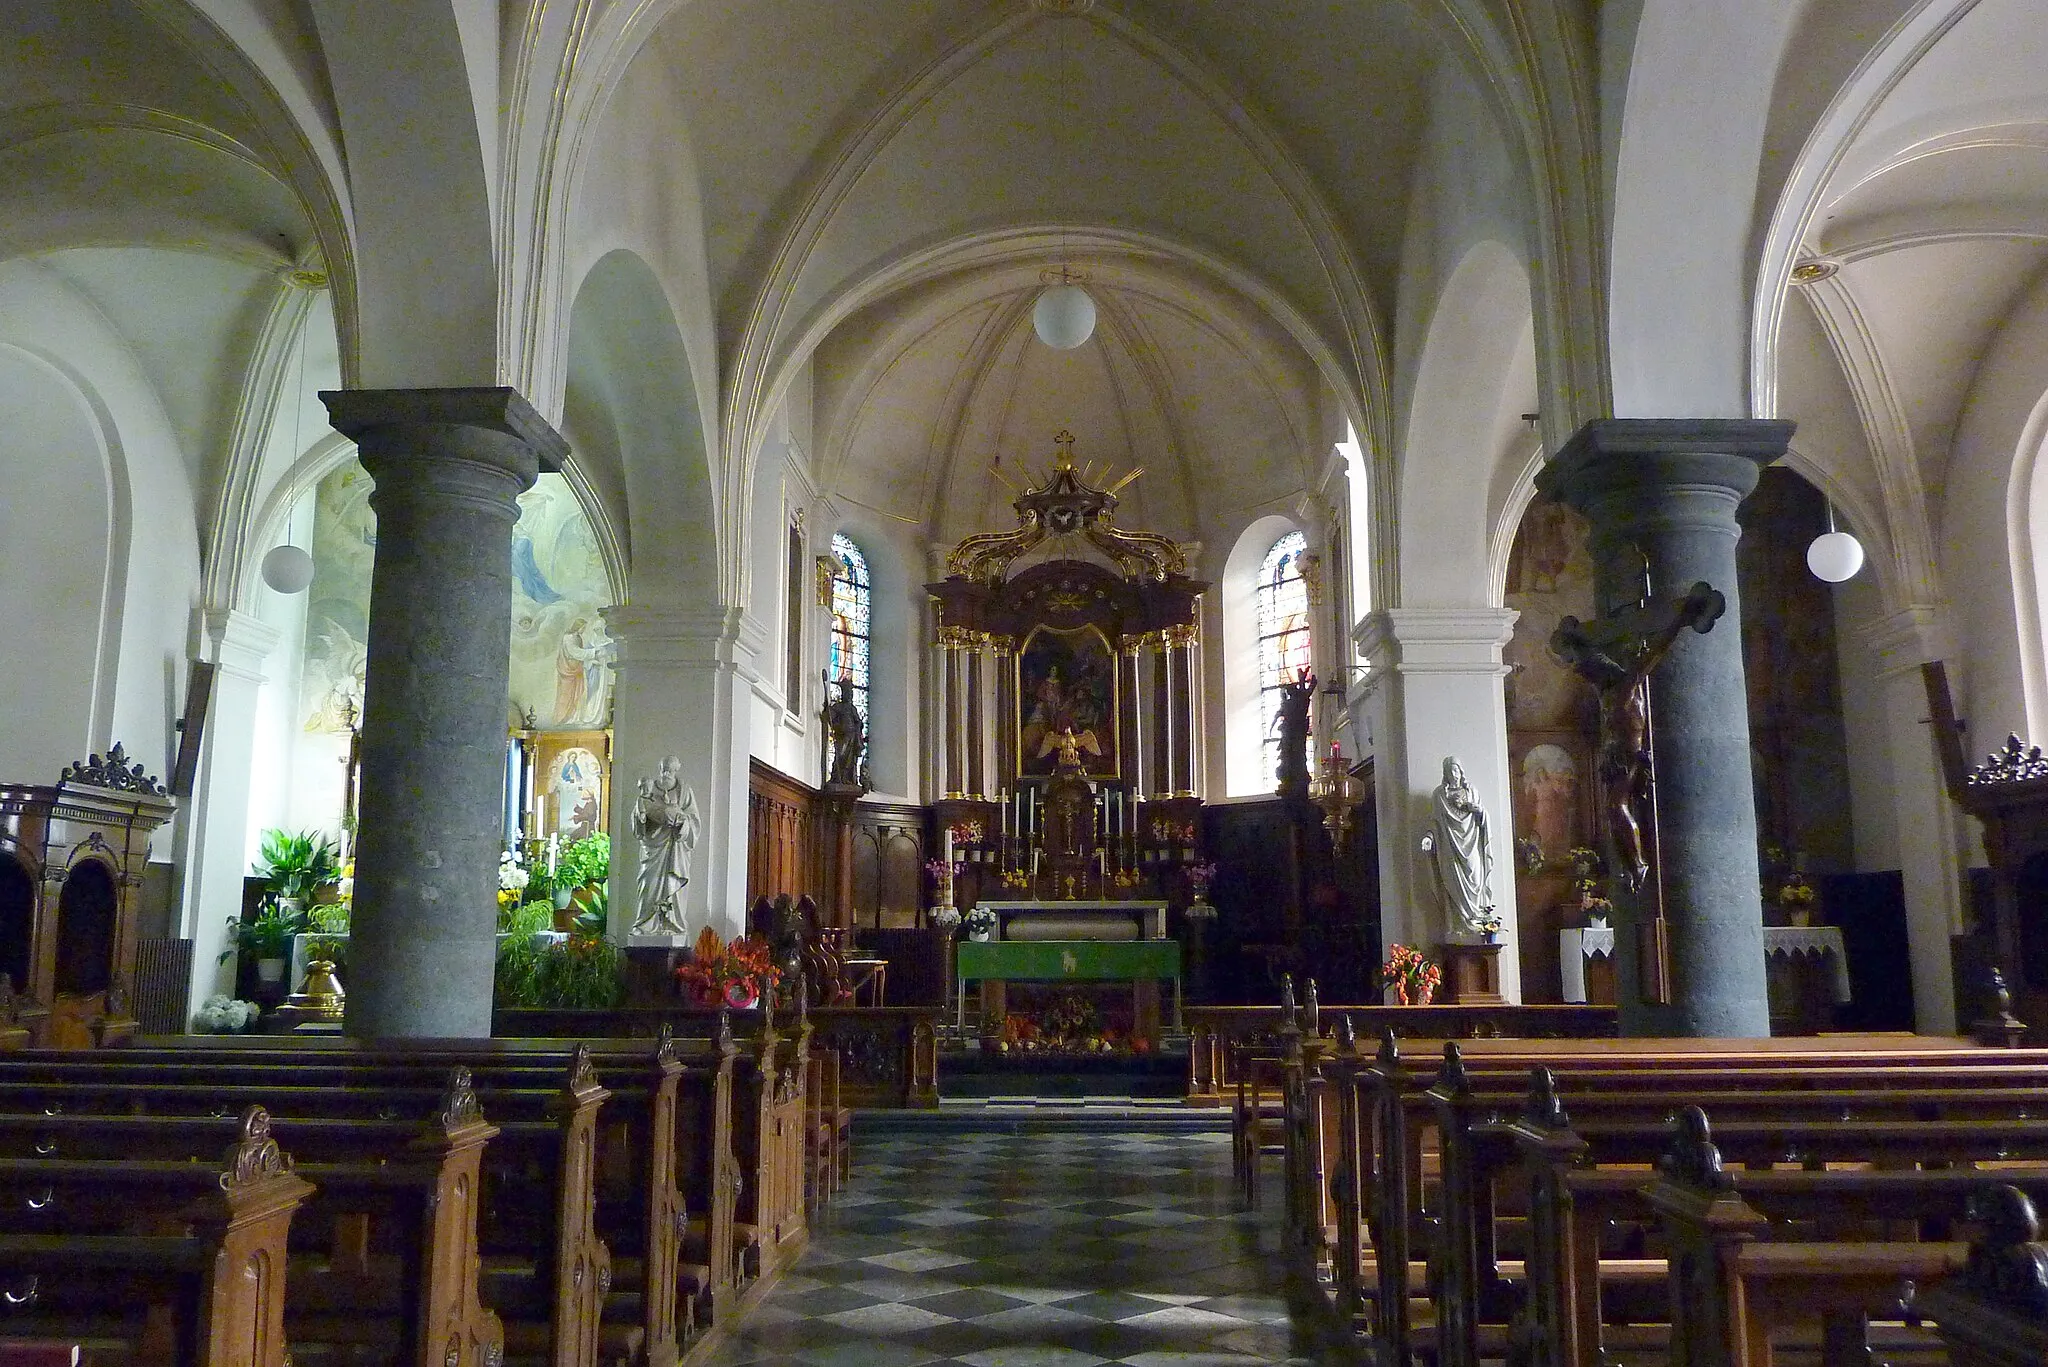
top-left (510, 475), bottom-right (616, 730)
top-left (302, 462), bottom-right (375, 738)
top-left (292, 466), bottom-right (616, 839)
top-left (1016, 624), bottom-right (1119, 780)
top-left (299, 467), bottom-right (615, 735)
top-left (1502, 492), bottom-right (1602, 1002)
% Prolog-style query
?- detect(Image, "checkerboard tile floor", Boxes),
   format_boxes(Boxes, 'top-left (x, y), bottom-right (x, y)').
top-left (698, 1131), bottom-right (1325, 1367)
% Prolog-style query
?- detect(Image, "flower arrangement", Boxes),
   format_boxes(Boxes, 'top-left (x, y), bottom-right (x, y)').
top-left (947, 819), bottom-right (986, 846)
top-left (674, 926), bottom-right (781, 1009)
top-left (1150, 817), bottom-right (1198, 845)
top-left (923, 857), bottom-right (956, 885)
top-left (1380, 943), bottom-right (1441, 1006)
top-left (998, 868), bottom-right (1031, 891)
top-left (962, 905), bottom-right (998, 939)
top-left (498, 849), bottom-right (529, 909)
top-left (992, 993), bottom-right (1152, 1055)
top-left (1516, 837), bottom-right (1547, 875)
top-left (1187, 860), bottom-right (1218, 902)
top-left (1565, 846), bottom-right (1612, 924)
top-left (194, 995), bottom-right (260, 1034)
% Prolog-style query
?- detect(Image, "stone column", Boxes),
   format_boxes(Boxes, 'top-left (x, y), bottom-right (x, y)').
top-left (1352, 608), bottom-right (1522, 1002)
top-left (1860, 607), bottom-right (1966, 1033)
top-left (1539, 418), bottom-right (1793, 1037)
top-left (320, 387), bottom-right (562, 1038)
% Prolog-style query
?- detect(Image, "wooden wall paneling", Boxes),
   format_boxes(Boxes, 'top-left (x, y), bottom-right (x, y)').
top-left (748, 760), bottom-right (820, 907)
top-left (849, 803), bottom-right (924, 930)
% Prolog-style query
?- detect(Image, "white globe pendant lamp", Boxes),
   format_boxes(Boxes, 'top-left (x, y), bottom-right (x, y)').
top-left (1033, 277), bottom-right (1096, 350)
top-left (262, 542), bottom-right (316, 594)
top-left (1805, 502), bottom-right (1864, 583)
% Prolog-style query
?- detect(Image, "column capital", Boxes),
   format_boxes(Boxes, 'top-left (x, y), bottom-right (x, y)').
top-left (1857, 603), bottom-right (1956, 680)
top-left (1354, 607), bottom-right (1519, 675)
top-left (1539, 418), bottom-right (1794, 511)
top-left (193, 607), bottom-right (282, 684)
top-left (604, 604), bottom-right (746, 667)
top-left (320, 386), bottom-right (568, 470)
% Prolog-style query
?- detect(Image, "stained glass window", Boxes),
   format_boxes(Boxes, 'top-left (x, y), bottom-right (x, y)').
top-left (827, 533), bottom-right (872, 761)
top-left (1257, 530), bottom-right (1312, 781)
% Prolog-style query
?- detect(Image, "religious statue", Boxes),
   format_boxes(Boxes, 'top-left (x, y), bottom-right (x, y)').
top-left (1274, 667), bottom-right (1315, 797)
top-left (1052, 725), bottom-right (1088, 774)
top-left (1550, 581), bottom-right (1724, 893)
top-left (821, 673), bottom-right (867, 790)
top-left (1419, 756), bottom-right (1497, 938)
top-left (632, 755), bottom-right (699, 936)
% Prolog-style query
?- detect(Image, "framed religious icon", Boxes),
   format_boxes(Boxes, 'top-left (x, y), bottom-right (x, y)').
top-left (1015, 624), bottom-right (1119, 779)
top-left (529, 729), bottom-right (612, 844)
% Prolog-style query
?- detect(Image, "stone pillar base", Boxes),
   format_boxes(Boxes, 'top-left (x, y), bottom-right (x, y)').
top-left (1438, 941), bottom-right (1507, 1006)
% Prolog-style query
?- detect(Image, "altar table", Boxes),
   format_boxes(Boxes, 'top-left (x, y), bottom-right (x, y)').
top-left (955, 938), bottom-right (1183, 1035)
top-left (973, 900), bottom-right (1169, 941)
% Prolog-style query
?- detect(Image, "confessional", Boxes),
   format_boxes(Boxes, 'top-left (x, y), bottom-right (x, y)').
top-left (1926, 663), bottom-right (2048, 1036)
top-left (0, 744), bottom-right (174, 1047)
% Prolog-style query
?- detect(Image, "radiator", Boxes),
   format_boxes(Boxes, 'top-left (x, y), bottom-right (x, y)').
top-left (134, 937), bottom-right (193, 1034)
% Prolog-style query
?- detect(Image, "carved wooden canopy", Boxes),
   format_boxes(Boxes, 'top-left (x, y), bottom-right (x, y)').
top-left (931, 433), bottom-right (1206, 639)
top-left (945, 432), bottom-right (1189, 587)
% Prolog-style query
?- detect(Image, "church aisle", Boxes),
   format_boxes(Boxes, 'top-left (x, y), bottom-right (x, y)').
top-left (698, 1129), bottom-right (1326, 1367)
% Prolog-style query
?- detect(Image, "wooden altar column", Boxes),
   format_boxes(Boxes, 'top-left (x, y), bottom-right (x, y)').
top-left (939, 626), bottom-right (970, 799)
top-left (966, 634), bottom-right (987, 799)
top-left (1150, 634), bottom-right (1172, 802)
top-left (993, 636), bottom-right (1017, 792)
top-left (1118, 635), bottom-right (1144, 795)
top-left (1166, 624), bottom-right (1199, 797)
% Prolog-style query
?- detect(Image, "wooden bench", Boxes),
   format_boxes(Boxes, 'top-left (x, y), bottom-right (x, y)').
top-left (79, 1026), bottom-right (748, 1343)
top-left (0, 1106), bottom-right (313, 1367)
top-left (0, 1073), bottom-right (505, 1367)
top-left (0, 1047), bottom-right (614, 1366)
top-left (1912, 1183), bottom-right (2048, 1366)
top-left (1302, 1027), bottom-right (2048, 1364)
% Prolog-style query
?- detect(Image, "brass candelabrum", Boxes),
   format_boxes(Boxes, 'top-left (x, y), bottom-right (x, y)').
top-left (1308, 741), bottom-right (1366, 838)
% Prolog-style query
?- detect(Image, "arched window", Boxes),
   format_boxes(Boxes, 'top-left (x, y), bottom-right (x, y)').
top-left (828, 533), bottom-right (872, 760)
top-left (1257, 530), bottom-right (1312, 780)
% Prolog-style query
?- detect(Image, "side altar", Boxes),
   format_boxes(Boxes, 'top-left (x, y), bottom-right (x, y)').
top-left (925, 433), bottom-right (1211, 1041)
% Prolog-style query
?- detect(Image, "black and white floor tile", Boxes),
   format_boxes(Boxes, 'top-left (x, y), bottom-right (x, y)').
top-left (699, 1130), bottom-right (1326, 1367)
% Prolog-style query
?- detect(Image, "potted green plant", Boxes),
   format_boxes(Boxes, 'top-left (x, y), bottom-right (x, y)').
top-left (251, 828), bottom-right (341, 915)
top-left (221, 903), bottom-right (309, 988)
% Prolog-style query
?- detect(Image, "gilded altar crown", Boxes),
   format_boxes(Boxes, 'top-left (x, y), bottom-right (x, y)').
top-left (945, 431), bottom-right (1188, 585)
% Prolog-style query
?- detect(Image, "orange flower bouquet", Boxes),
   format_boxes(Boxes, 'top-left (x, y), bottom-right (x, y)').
top-left (675, 926), bottom-right (782, 1009)
top-left (1380, 943), bottom-right (1441, 1006)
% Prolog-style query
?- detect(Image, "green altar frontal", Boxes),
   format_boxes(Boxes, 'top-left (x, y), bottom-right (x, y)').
top-left (955, 939), bottom-right (1183, 1033)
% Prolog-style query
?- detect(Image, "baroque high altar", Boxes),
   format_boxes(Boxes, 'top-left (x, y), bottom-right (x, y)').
top-left (927, 432), bottom-right (1208, 930)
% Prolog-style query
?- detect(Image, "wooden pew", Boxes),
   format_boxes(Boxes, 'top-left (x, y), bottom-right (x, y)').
top-left (1307, 1031), bottom-right (2048, 1365)
top-left (51, 1026), bottom-right (743, 1342)
top-left (0, 1048), bottom-right (611, 1367)
top-left (1183, 996), bottom-right (1618, 1104)
top-left (804, 1046), bottom-right (850, 1211)
top-left (0, 1106), bottom-right (313, 1367)
top-left (0, 1072), bottom-right (506, 1367)
top-left (1438, 1070), bottom-right (2048, 1367)
top-left (1912, 1184), bottom-right (2048, 1366)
